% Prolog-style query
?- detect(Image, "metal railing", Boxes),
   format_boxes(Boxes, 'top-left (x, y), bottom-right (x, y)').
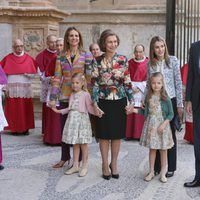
top-left (175, 0), bottom-right (200, 67)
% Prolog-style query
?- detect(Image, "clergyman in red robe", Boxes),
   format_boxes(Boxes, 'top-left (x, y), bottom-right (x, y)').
top-left (35, 35), bottom-right (57, 137)
top-left (43, 38), bottom-right (64, 145)
top-left (1, 39), bottom-right (37, 134)
top-left (125, 44), bottom-right (148, 140)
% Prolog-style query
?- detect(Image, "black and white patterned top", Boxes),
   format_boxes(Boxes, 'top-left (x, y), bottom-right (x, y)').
top-left (148, 56), bottom-right (183, 107)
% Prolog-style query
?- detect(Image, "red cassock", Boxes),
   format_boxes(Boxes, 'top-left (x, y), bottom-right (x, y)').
top-left (125, 57), bottom-right (148, 140)
top-left (36, 50), bottom-right (61, 144)
top-left (1, 53), bottom-right (37, 133)
top-left (181, 63), bottom-right (194, 144)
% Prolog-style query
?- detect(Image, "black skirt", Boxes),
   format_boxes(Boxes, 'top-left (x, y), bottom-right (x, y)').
top-left (96, 98), bottom-right (127, 139)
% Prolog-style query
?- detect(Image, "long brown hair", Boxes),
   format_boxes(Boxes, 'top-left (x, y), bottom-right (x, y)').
top-left (63, 27), bottom-right (84, 52)
top-left (98, 29), bottom-right (120, 52)
top-left (146, 72), bottom-right (168, 103)
top-left (71, 73), bottom-right (88, 92)
top-left (149, 36), bottom-right (170, 69)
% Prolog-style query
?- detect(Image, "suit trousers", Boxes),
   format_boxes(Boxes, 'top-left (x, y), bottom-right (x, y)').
top-left (193, 106), bottom-right (200, 180)
top-left (154, 97), bottom-right (177, 172)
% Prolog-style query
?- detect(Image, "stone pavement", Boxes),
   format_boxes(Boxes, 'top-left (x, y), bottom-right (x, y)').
top-left (0, 123), bottom-right (200, 200)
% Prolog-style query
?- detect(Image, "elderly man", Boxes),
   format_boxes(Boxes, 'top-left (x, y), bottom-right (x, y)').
top-left (36, 35), bottom-right (57, 135)
top-left (1, 39), bottom-right (37, 134)
top-left (125, 44), bottom-right (148, 140)
top-left (43, 38), bottom-right (64, 145)
top-left (89, 43), bottom-right (101, 58)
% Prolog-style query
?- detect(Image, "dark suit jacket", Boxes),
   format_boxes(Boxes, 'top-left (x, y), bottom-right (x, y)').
top-left (186, 41), bottom-right (200, 110)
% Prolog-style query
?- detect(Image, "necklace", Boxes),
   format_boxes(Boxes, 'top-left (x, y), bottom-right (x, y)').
top-left (103, 56), bottom-right (112, 67)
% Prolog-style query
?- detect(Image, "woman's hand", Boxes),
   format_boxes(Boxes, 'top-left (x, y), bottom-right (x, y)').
top-left (177, 107), bottom-right (184, 122)
top-left (132, 87), bottom-right (140, 94)
top-left (3, 89), bottom-right (9, 98)
top-left (141, 100), bottom-right (145, 109)
top-left (125, 104), bottom-right (134, 115)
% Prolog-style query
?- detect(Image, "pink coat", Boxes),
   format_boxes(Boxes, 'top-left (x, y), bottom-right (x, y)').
top-left (60, 91), bottom-right (96, 116)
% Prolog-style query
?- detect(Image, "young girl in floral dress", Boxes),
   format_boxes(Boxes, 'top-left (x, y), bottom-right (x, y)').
top-left (130, 72), bottom-right (174, 183)
top-left (52, 73), bottom-right (101, 177)
top-left (0, 64), bottom-right (8, 170)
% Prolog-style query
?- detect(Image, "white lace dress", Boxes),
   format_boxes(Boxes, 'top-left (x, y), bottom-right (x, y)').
top-left (62, 91), bottom-right (92, 144)
top-left (0, 86), bottom-right (8, 131)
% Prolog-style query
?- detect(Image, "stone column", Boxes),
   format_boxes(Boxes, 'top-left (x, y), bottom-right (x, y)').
top-left (0, 2), bottom-right (70, 98)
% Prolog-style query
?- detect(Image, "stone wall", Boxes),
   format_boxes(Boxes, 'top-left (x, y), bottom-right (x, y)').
top-left (51, 0), bottom-right (166, 58)
top-left (0, 0), bottom-right (167, 120)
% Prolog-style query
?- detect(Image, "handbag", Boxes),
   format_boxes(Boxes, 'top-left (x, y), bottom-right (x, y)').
top-left (174, 115), bottom-right (183, 132)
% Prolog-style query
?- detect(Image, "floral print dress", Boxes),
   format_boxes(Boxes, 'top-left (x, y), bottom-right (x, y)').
top-left (140, 95), bottom-right (174, 149)
top-left (62, 91), bottom-right (92, 144)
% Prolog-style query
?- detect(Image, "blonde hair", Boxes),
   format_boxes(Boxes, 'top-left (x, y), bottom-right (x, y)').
top-left (71, 73), bottom-right (88, 92)
top-left (146, 72), bottom-right (168, 103)
top-left (149, 36), bottom-right (170, 69)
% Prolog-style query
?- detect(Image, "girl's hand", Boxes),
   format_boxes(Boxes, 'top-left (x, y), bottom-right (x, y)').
top-left (158, 120), bottom-right (169, 134)
top-left (94, 105), bottom-right (104, 118)
top-left (98, 108), bottom-right (104, 118)
top-left (157, 124), bottom-right (165, 134)
top-left (52, 107), bottom-right (61, 114)
top-left (48, 100), bottom-right (56, 108)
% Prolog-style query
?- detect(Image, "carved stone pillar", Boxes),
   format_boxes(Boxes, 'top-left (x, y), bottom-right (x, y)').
top-left (0, 1), bottom-right (70, 99)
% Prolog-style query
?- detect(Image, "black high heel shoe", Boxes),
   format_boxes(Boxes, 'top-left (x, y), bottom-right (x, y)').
top-left (109, 164), bottom-right (119, 179)
top-left (102, 174), bottom-right (112, 180)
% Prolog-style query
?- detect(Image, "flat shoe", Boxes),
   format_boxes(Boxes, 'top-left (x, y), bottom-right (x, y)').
top-left (79, 166), bottom-right (88, 177)
top-left (160, 175), bottom-right (167, 183)
top-left (64, 166), bottom-right (79, 175)
top-left (144, 173), bottom-right (155, 182)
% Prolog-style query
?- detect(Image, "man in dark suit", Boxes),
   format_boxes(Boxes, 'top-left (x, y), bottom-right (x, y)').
top-left (184, 41), bottom-right (200, 187)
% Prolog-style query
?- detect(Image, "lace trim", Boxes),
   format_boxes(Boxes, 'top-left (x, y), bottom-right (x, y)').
top-left (7, 83), bottom-right (33, 98)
